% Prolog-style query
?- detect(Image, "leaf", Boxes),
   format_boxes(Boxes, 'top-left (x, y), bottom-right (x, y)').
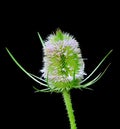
top-left (33, 86), bottom-right (50, 93)
top-left (81, 63), bottom-right (111, 88)
top-left (81, 50), bottom-right (113, 84)
top-left (6, 48), bottom-right (48, 87)
top-left (30, 73), bottom-right (47, 83)
top-left (37, 32), bottom-right (45, 47)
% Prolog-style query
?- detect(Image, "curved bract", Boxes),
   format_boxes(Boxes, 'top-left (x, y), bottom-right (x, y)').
top-left (6, 30), bottom-right (112, 93)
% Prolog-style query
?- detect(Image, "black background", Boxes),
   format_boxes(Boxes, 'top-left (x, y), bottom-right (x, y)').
top-left (0, 1), bottom-right (118, 129)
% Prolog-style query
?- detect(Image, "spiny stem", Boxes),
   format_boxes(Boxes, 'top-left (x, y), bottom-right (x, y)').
top-left (62, 90), bottom-right (77, 129)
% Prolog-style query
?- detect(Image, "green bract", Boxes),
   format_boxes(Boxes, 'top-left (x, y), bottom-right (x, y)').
top-left (6, 29), bottom-right (112, 93)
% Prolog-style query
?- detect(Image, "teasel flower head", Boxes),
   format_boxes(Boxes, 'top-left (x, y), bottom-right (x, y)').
top-left (5, 29), bottom-right (113, 129)
top-left (6, 29), bottom-right (112, 93)
top-left (41, 29), bottom-right (86, 92)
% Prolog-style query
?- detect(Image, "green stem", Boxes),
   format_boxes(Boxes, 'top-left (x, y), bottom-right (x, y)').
top-left (62, 90), bottom-right (77, 129)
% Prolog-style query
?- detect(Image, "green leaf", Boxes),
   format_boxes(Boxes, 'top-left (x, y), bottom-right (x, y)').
top-left (81, 73), bottom-right (101, 87)
top-left (81, 63), bottom-right (111, 88)
top-left (30, 73), bottom-right (47, 83)
top-left (33, 86), bottom-right (50, 93)
top-left (37, 32), bottom-right (45, 47)
top-left (6, 48), bottom-right (48, 87)
top-left (81, 50), bottom-right (113, 84)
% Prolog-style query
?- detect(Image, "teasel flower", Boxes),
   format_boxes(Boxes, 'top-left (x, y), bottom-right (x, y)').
top-left (6, 29), bottom-right (112, 93)
top-left (40, 29), bottom-right (86, 92)
top-left (6, 29), bottom-right (112, 129)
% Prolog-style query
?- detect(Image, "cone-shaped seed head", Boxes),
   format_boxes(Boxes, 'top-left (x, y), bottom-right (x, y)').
top-left (41, 29), bottom-right (86, 92)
